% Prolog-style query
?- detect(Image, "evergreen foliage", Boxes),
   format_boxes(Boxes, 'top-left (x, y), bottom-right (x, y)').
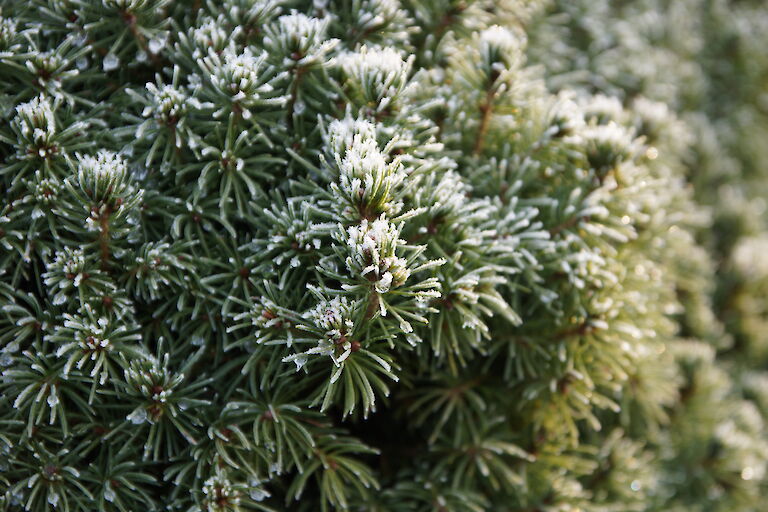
top-left (0, 1), bottom-right (766, 511)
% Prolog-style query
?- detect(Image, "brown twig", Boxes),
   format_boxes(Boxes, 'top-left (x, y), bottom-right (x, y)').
top-left (473, 86), bottom-right (496, 155)
top-left (98, 209), bottom-right (111, 270)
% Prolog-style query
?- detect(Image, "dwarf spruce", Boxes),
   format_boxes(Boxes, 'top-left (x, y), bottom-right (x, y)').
top-left (1, 1), bottom-right (767, 511)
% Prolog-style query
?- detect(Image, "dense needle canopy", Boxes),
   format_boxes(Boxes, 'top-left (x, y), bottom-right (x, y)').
top-left (1, 1), bottom-right (767, 511)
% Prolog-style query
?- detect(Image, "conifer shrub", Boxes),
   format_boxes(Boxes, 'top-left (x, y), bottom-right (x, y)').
top-left (1, 1), bottom-right (766, 511)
